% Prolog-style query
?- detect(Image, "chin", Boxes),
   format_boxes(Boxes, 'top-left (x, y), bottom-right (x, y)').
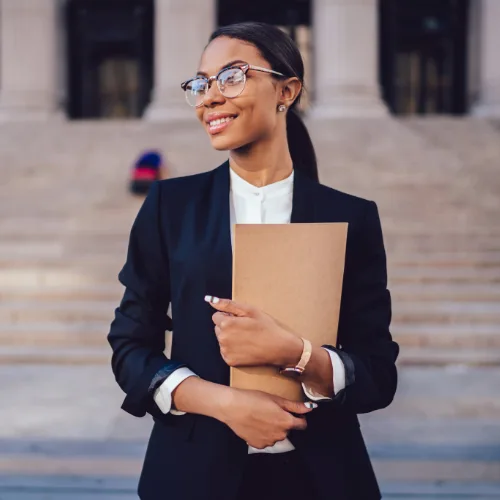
top-left (209, 134), bottom-right (245, 152)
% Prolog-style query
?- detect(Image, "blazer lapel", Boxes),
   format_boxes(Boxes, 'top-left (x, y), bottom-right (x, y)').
top-left (205, 161), bottom-right (233, 299)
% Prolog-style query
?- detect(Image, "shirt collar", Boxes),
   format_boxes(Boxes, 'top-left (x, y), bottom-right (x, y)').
top-left (229, 167), bottom-right (294, 198)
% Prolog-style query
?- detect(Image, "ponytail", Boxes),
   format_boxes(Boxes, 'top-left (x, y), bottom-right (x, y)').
top-left (286, 107), bottom-right (319, 183)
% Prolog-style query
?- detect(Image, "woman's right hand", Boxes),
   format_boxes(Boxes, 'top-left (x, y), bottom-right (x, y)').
top-left (219, 389), bottom-right (316, 449)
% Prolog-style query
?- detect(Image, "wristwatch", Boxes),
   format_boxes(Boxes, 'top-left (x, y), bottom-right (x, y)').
top-left (279, 337), bottom-right (312, 378)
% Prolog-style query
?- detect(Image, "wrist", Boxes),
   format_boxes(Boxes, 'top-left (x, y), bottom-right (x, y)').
top-left (172, 378), bottom-right (233, 422)
top-left (210, 385), bottom-right (236, 424)
top-left (279, 333), bottom-right (304, 368)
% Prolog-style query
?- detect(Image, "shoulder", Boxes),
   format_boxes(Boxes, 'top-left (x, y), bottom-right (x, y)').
top-left (313, 181), bottom-right (377, 219)
top-left (310, 181), bottom-right (383, 250)
top-left (156, 168), bottom-right (216, 198)
top-left (153, 162), bottom-right (227, 212)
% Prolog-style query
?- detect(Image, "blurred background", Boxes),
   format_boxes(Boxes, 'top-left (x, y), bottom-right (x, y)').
top-left (0, 0), bottom-right (499, 498)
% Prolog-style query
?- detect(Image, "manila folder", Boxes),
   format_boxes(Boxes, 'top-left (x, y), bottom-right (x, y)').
top-left (231, 223), bottom-right (348, 401)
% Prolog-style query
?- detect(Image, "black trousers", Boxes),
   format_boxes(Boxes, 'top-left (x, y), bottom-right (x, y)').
top-left (236, 451), bottom-right (318, 500)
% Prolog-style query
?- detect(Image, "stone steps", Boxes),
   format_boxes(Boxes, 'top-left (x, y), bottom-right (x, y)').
top-left (394, 323), bottom-right (500, 349)
top-left (398, 347), bottom-right (500, 366)
top-left (0, 118), bottom-right (498, 366)
top-left (0, 320), bottom-right (498, 352)
top-left (0, 344), bottom-right (497, 367)
top-left (393, 283), bottom-right (500, 302)
top-left (1, 264), bottom-right (500, 286)
top-left (393, 302), bottom-right (500, 324)
top-left (389, 267), bottom-right (500, 284)
top-left (2, 249), bottom-right (500, 264)
top-left (3, 282), bottom-right (499, 304)
top-left (1, 299), bottom-right (499, 325)
top-left (0, 284), bottom-right (122, 302)
top-left (0, 300), bottom-right (118, 323)
top-left (0, 323), bottom-right (108, 347)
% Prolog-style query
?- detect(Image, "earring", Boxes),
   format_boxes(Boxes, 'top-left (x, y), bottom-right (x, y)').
top-left (278, 104), bottom-right (286, 112)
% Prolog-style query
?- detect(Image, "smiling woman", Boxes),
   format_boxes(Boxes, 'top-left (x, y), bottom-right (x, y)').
top-left (186, 23), bottom-right (319, 183)
top-left (108, 21), bottom-right (398, 500)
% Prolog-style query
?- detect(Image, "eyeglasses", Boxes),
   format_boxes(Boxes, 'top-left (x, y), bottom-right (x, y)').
top-left (180, 63), bottom-right (285, 108)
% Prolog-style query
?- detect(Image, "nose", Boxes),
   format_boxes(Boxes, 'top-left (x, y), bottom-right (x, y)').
top-left (203, 79), bottom-right (225, 107)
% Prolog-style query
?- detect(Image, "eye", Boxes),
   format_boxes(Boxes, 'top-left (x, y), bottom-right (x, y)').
top-left (187, 78), bottom-right (208, 95)
top-left (219, 67), bottom-right (245, 88)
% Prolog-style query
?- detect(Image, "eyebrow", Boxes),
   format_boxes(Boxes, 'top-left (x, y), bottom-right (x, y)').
top-left (196, 60), bottom-right (247, 77)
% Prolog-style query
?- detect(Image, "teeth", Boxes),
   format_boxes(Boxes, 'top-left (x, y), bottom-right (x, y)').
top-left (209, 116), bottom-right (234, 127)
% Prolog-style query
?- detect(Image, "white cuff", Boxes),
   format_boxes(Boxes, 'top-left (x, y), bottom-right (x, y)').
top-left (302, 348), bottom-right (346, 401)
top-left (153, 367), bottom-right (198, 415)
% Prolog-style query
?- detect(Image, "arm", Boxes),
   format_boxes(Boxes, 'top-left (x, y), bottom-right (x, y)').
top-left (326, 201), bottom-right (399, 413)
top-left (107, 182), bottom-right (184, 418)
top-left (172, 376), bottom-right (316, 450)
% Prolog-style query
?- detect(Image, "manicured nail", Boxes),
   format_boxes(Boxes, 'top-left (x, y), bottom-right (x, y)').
top-left (304, 402), bottom-right (318, 409)
top-left (204, 295), bottom-right (220, 304)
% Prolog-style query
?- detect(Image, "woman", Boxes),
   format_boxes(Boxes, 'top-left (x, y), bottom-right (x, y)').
top-left (108, 22), bottom-right (399, 500)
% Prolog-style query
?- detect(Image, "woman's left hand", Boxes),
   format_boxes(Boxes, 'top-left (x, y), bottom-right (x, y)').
top-left (205, 296), bottom-right (302, 368)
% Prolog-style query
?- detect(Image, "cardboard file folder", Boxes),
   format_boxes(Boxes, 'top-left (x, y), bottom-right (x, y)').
top-left (231, 223), bottom-right (348, 401)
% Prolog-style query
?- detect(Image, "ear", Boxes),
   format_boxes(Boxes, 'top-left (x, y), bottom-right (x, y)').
top-left (278, 77), bottom-right (302, 109)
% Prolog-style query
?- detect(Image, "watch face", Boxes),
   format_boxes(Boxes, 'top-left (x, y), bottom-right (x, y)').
top-left (279, 367), bottom-right (303, 378)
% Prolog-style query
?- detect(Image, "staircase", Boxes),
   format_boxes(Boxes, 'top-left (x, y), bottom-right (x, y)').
top-left (0, 118), bottom-right (499, 366)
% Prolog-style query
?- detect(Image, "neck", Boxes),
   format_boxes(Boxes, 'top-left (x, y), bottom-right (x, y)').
top-left (229, 133), bottom-right (293, 188)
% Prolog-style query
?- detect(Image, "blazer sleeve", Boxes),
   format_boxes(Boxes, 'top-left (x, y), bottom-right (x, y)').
top-left (107, 182), bottom-right (185, 418)
top-left (325, 200), bottom-right (399, 414)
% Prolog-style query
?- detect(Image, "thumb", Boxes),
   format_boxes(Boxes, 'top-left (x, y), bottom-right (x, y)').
top-left (204, 296), bottom-right (253, 317)
top-left (274, 397), bottom-right (318, 415)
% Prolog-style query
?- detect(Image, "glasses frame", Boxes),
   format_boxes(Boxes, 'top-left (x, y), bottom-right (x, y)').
top-left (180, 63), bottom-right (285, 108)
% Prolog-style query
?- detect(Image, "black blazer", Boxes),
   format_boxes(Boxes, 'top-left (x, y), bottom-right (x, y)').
top-left (108, 161), bottom-right (399, 500)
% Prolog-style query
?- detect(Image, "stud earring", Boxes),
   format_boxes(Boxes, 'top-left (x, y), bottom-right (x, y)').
top-left (278, 104), bottom-right (286, 112)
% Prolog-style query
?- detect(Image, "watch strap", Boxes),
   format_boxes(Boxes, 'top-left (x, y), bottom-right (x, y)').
top-left (280, 337), bottom-right (312, 376)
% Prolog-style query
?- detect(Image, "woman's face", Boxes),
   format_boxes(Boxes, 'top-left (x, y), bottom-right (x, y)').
top-left (194, 37), bottom-right (283, 151)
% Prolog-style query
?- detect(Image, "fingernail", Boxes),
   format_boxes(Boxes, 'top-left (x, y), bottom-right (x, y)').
top-left (304, 402), bottom-right (318, 409)
top-left (204, 295), bottom-right (220, 304)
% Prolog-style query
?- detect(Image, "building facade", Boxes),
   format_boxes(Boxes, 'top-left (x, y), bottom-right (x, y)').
top-left (0, 0), bottom-right (499, 121)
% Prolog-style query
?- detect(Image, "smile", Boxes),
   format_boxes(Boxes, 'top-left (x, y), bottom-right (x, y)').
top-left (207, 116), bottom-right (236, 135)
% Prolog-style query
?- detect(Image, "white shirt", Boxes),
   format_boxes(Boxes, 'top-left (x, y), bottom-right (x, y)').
top-left (154, 167), bottom-right (346, 454)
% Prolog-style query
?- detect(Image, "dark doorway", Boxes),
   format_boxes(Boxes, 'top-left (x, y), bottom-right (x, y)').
top-left (379, 0), bottom-right (469, 115)
top-left (218, 0), bottom-right (311, 43)
top-left (66, 0), bottom-right (154, 119)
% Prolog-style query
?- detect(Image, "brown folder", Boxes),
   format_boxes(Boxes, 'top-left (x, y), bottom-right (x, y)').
top-left (231, 223), bottom-right (348, 401)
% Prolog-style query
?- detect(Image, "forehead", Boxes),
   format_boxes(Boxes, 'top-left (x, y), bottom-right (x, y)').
top-left (198, 37), bottom-right (269, 74)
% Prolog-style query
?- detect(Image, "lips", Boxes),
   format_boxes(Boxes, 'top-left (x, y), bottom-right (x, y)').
top-left (205, 114), bottom-right (237, 135)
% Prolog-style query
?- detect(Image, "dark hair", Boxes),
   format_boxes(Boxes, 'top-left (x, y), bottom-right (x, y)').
top-left (209, 22), bottom-right (319, 183)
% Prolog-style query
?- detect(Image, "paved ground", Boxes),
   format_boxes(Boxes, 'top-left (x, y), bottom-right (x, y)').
top-left (0, 364), bottom-right (499, 499)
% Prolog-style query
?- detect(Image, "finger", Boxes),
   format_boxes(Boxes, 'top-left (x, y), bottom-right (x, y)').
top-left (204, 296), bottom-right (254, 317)
top-left (290, 416), bottom-right (308, 431)
top-left (214, 325), bottom-right (222, 338)
top-left (274, 397), bottom-right (318, 415)
top-left (212, 311), bottom-right (229, 327)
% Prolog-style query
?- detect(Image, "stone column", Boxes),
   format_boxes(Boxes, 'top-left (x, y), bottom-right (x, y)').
top-left (310, 0), bottom-right (388, 118)
top-left (0, 0), bottom-right (61, 121)
top-left (471, 0), bottom-right (500, 117)
top-left (145, 0), bottom-right (216, 121)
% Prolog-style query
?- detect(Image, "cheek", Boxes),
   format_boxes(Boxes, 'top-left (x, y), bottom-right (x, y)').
top-left (245, 105), bottom-right (277, 139)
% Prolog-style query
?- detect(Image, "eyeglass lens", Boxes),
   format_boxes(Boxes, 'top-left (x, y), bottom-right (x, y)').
top-left (185, 67), bottom-right (246, 107)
